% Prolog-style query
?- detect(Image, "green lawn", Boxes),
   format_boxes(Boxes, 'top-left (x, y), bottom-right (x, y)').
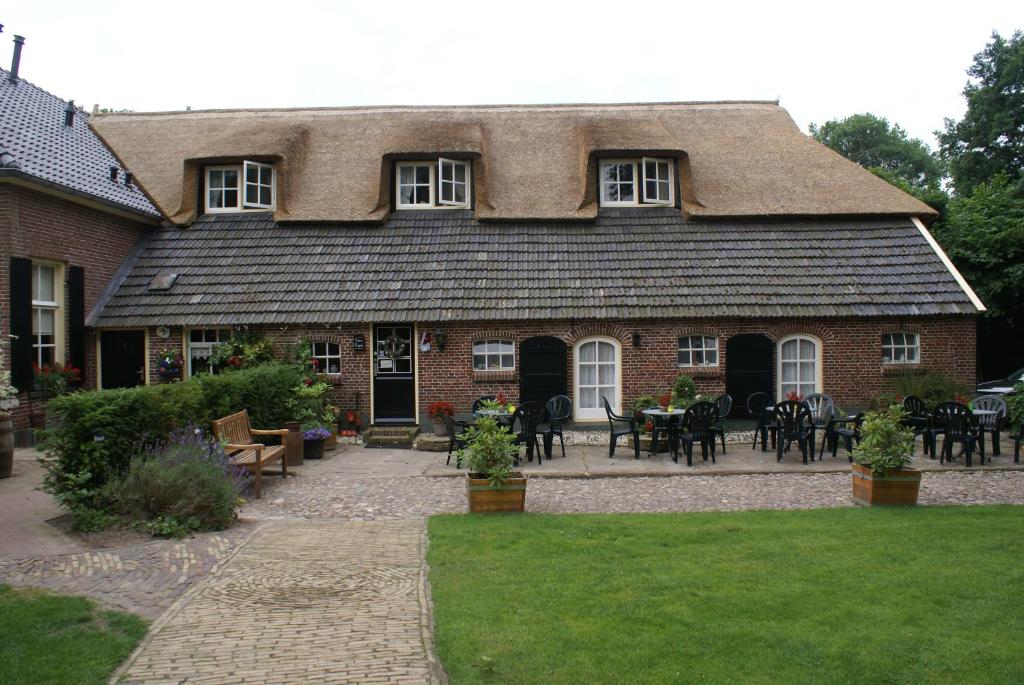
top-left (0, 585), bottom-right (147, 685)
top-left (428, 506), bottom-right (1024, 684)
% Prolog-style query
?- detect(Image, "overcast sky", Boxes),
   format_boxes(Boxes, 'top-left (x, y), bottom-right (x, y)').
top-left (4, 1), bottom-right (1021, 148)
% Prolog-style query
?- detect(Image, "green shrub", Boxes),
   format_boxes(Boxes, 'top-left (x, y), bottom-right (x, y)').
top-left (110, 426), bottom-right (245, 533)
top-left (69, 506), bottom-right (115, 533)
top-left (455, 417), bottom-right (519, 486)
top-left (1006, 382), bottom-right (1024, 425)
top-left (870, 369), bottom-right (968, 410)
top-left (38, 362), bottom-right (301, 511)
top-left (853, 405), bottom-right (915, 475)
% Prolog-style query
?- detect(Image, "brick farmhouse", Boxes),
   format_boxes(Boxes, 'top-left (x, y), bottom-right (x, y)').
top-left (83, 101), bottom-right (983, 429)
top-left (1, 60), bottom-right (160, 443)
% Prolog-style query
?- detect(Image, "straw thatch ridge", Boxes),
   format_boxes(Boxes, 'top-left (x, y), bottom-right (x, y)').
top-left (91, 101), bottom-right (936, 224)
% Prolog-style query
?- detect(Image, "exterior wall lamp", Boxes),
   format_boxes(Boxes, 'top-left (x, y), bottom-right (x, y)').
top-left (632, 331), bottom-right (641, 348)
top-left (434, 329), bottom-right (447, 351)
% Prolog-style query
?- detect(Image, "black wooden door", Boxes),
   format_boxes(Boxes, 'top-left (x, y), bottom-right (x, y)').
top-left (725, 334), bottom-right (774, 418)
top-left (373, 324), bottom-right (416, 424)
top-left (100, 330), bottom-right (146, 389)
top-left (519, 336), bottom-right (568, 405)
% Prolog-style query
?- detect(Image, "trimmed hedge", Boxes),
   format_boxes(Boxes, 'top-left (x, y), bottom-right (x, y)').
top-left (39, 363), bottom-right (302, 506)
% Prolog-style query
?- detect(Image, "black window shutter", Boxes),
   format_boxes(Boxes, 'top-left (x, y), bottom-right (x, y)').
top-left (8, 257), bottom-right (33, 391)
top-left (68, 266), bottom-right (85, 372)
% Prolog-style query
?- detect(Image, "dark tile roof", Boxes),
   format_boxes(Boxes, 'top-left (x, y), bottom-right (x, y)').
top-left (0, 68), bottom-right (160, 217)
top-left (90, 209), bottom-right (978, 327)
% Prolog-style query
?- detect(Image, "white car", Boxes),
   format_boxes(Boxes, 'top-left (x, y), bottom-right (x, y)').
top-left (976, 367), bottom-right (1024, 396)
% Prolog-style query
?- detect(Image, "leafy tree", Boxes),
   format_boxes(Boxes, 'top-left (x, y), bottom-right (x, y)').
top-left (810, 113), bottom-right (943, 189)
top-left (939, 31), bottom-right (1024, 196)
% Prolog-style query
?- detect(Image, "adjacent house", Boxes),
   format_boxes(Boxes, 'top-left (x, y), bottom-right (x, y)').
top-left (1, 42), bottom-right (161, 443)
top-left (85, 101), bottom-right (983, 427)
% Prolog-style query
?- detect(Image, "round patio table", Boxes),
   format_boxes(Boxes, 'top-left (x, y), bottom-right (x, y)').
top-left (641, 409), bottom-right (686, 454)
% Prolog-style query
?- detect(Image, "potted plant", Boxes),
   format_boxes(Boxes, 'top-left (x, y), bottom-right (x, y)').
top-left (0, 345), bottom-right (17, 479)
top-left (671, 375), bottom-right (697, 408)
top-left (157, 348), bottom-right (184, 380)
top-left (427, 401), bottom-right (455, 436)
top-left (456, 417), bottom-right (526, 513)
top-left (851, 404), bottom-right (920, 506)
top-left (302, 425), bottom-right (332, 459)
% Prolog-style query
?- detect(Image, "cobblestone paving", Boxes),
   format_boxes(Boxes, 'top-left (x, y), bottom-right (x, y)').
top-left (242, 470), bottom-right (1024, 519)
top-left (0, 522), bottom-right (259, 621)
top-left (117, 520), bottom-right (442, 685)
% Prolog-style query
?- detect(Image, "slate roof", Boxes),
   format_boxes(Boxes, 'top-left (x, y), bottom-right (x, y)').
top-left (0, 68), bottom-right (160, 217)
top-left (90, 210), bottom-right (978, 327)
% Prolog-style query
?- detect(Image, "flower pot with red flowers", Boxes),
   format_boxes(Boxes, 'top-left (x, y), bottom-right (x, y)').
top-left (157, 349), bottom-right (184, 380)
top-left (427, 401), bottom-right (455, 436)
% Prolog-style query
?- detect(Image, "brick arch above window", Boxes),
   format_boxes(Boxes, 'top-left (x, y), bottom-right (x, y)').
top-left (765, 322), bottom-right (837, 346)
top-left (564, 324), bottom-right (631, 347)
top-left (470, 330), bottom-right (518, 344)
top-left (672, 325), bottom-right (725, 340)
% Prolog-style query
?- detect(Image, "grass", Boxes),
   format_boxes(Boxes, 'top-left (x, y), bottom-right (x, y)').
top-left (428, 506), bottom-right (1024, 684)
top-left (0, 585), bottom-right (147, 685)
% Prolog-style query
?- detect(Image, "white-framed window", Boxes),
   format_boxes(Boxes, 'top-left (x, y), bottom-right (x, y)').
top-left (574, 337), bottom-right (620, 420)
top-left (205, 162), bottom-right (275, 213)
top-left (778, 335), bottom-right (821, 400)
top-left (473, 339), bottom-right (514, 371)
top-left (599, 158), bottom-right (674, 207)
top-left (31, 262), bottom-right (62, 367)
top-left (678, 335), bottom-right (718, 367)
top-left (882, 332), bottom-right (919, 364)
top-left (395, 159), bottom-right (470, 209)
top-left (311, 341), bottom-right (343, 374)
top-left (187, 328), bottom-right (232, 377)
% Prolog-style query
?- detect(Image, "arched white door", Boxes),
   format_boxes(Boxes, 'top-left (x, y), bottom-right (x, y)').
top-left (575, 337), bottom-right (620, 420)
top-left (778, 335), bottom-right (821, 399)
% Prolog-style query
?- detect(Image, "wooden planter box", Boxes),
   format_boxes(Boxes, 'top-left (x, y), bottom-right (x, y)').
top-left (852, 463), bottom-right (921, 506)
top-left (629, 435), bottom-right (669, 453)
top-left (466, 472), bottom-right (527, 513)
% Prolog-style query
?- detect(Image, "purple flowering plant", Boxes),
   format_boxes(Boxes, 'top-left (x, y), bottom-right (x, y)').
top-left (302, 426), bottom-right (331, 441)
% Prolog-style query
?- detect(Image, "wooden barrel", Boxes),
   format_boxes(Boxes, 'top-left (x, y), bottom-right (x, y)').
top-left (0, 412), bottom-right (14, 479)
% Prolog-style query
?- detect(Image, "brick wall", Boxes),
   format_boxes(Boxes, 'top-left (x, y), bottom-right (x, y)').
top-left (131, 315), bottom-right (976, 427)
top-left (1, 184), bottom-right (150, 434)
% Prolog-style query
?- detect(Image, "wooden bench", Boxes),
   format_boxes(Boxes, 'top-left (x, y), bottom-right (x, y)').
top-left (211, 409), bottom-right (288, 499)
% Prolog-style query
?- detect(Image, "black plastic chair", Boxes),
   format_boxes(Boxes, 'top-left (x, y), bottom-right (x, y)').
top-left (541, 395), bottom-right (571, 459)
top-left (804, 393), bottom-right (834, 453)
top-left (819, 411), bottom-right (860, 458)
top-left (902, 395), bottom-right (932, 457)
top-left (747, 392), bottom-right (775, 451)
top-left (509, 401), bottom-right (546, 463)
top-left (711, 394), bottom-right (732, 454)
top-left (973, 394), bottom-right (1007, 459)
top-left (443, 414), bottom-right (469, 467)
top-left (649, 412), bottom-right (678, 456)
top-left (604, 397), bottom-right (640, 460)
top-left (773, 400), bottom-right (815, 464)
top-left (673, 401), bottom-right (719, 466)
top-left (932, 402), bottom-right (978, 466)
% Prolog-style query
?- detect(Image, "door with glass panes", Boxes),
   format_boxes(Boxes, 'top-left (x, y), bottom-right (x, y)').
top-left (372, 324), bottom-right (416, 423)
top-left (574, 338), bottom-right (619, 420)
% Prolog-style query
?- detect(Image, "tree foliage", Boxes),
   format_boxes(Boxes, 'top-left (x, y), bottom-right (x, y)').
top-left (939, 31), bottom-right (1024, 197)
top-left (810, 113), bottom-right (943, 189)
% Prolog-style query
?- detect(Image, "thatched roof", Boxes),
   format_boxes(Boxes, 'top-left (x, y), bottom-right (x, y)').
top-left (91, 101), bottom-right (936, 224)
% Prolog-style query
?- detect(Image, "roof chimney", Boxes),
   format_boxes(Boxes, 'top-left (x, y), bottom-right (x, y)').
top-left (9, 35), bottom-right (24, 84)
top-left (65, 100), bottom-right (75, 127)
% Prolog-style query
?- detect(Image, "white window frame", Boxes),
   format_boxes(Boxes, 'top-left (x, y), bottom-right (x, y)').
top-left (574, 336), bottom-right (621, 421)
top-left (396, 159), bottom-right (471, 210)
top-left (311, 341), bottom-right (343, 375)
top-left (678, 335), bottom-right (718, 367)
top-left (31, 261), bottom-right (63, 368)
top-left (186, 328), bottom-right (233, 377)
top-left (777, 334), bottom-right (822, 400)
top-left (438, 158), bottom-right (471, 207)
top-left (472, 339), bottom-right (515, 372)
top-left (599, 157), bottom-right (675, 207)
top-left (243, 161), bottom-right (276, 210)
top-left (882, 332), bottom-right (919, 365)
top-left (204, 162), bottom-right (276, 213)
top-left (641, 157), bottom-right (673, 205)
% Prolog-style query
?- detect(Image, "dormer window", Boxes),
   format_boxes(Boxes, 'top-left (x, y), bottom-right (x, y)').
top-left (599, 158), bottom-right (674, 207)
top-left (205, 161), bottom-right (276, 213)
top-left (395, 158), bottom-right (470, 209)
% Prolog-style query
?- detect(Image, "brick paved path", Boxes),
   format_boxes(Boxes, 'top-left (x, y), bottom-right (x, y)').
top-left (116, 520), bottom-right (442, 685)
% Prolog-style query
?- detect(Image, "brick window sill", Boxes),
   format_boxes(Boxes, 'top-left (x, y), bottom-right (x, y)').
top-left (473, 370), bottom-right (517, 383)
top-left (678, 367), bottom-right (724, 379)
top-left (881, 363), bottom-right (921, 376)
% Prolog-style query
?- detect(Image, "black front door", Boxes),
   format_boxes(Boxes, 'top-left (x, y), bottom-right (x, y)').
top-left (725, 334), bottom-right (774, 418)
top-left (373, 324), bottom-right (416, 424)
top-left (100, 330), bottom-right (146, 389)
top-left (519, 336), bottom-right (568, 405)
